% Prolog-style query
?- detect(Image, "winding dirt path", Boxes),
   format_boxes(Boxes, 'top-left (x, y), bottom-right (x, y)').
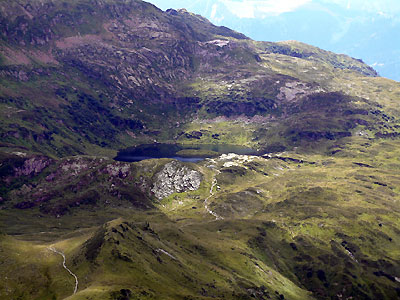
top-left (49, 247), bottom-right (78, 295)
top-left (204, 172), bottom-right (223, 220)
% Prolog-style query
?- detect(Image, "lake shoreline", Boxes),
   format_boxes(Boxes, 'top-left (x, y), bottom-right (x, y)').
top-left (114, 143), bottom-right (260, 162)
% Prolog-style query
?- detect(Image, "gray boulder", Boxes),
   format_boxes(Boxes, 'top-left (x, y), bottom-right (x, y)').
top-left (152, 161), bottom-right (202, 200)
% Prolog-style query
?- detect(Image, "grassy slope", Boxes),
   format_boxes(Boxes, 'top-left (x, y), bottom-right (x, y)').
top-left (0, 136), bottom-right (399, 299)
top-left (176, 39), bottom-right (400, 155)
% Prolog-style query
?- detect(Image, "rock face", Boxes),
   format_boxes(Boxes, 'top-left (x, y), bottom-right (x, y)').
top-left (13, 156), bottom-right (51, 177)
top-left (151, 161), bottom-right (202, 200)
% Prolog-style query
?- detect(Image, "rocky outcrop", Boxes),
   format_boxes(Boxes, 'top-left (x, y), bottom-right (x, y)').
top-left (13, 156), bottom-right (52, 177)
top-left (151, 161), bottom-right (202, 200)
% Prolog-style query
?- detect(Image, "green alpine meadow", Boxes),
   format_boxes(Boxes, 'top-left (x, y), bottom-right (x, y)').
top-left (0, 0), bottom-right (399, 299)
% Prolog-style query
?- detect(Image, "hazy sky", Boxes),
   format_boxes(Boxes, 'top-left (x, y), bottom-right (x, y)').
top-left (215, 0), bottom-right (312, 18)
top-left (148, 0), bottom-right (400, 17)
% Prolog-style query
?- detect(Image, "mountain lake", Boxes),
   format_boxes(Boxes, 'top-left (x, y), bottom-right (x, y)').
top-left (114, 143), bottom-right (259, 162)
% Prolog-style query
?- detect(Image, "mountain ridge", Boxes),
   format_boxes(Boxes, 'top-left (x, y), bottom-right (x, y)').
top-left (1, 0), bottom-right (392, 158)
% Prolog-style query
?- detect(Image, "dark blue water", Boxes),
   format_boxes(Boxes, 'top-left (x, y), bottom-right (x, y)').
top-left (114, 143), bottom-right (259, 162)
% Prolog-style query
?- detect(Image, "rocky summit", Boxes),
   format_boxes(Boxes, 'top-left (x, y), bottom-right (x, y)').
top-left (0, 0), bottom-right (400, 300)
